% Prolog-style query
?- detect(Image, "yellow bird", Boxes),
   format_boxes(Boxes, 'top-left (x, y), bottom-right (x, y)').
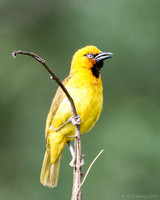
top-left (40, 45), bottom-right (112, 187)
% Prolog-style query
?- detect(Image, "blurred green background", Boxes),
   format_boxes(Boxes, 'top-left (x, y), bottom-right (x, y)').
top-left (0, 0), bottom-right (160, 199)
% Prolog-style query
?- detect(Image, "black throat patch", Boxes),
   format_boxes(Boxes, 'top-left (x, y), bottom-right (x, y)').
top-left (91, 60), bottom-right (104, 78)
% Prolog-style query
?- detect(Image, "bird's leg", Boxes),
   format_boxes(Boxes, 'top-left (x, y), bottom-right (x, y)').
top-left (68, 142), bottom-right (85, 167)
top-left (54, 118), bottom-right (71, 131)
top-left (68, 142), bottom-right (75, 167)
top-left (55, 115), bottom-right (81, 132)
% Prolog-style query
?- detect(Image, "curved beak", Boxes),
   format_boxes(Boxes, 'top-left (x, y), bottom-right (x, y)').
top-left (95, 52), bottom-right (113, 62)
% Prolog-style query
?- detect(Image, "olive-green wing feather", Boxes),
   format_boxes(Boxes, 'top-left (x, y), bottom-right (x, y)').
top-left (45, 76), bottom-right (71, 141)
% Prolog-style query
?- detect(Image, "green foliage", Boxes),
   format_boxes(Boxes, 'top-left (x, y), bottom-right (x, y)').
top-left (0, 0), bottom-right (160, 199)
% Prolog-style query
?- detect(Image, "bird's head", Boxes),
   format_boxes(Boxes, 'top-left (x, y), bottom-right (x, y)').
top-left (70, 45), bottom-right (112, 78)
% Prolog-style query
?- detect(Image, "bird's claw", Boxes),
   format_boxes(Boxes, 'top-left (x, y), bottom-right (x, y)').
top-left (80, 159), bottom-right (85, 166)
top-left (69, 158), bottom-right (84, 167)
top-left (71, 115), bottom-right (81, 126)
top-left (55, 115), bottom-right (81, 132)
top-left (68, 141), bottom-right (84, 167)
top-left (69, 158), bottom-right (75, 167)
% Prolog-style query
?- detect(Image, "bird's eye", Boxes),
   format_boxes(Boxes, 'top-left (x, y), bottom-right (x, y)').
top-left (86, 53), bottom-right (94, 59)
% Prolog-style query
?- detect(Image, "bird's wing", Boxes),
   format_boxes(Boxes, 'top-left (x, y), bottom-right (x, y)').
top-left (45, 76), bottom-right (71, 141)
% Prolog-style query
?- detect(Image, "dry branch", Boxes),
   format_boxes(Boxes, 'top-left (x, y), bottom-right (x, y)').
top-left (12, 50), bottom-right (82, 199)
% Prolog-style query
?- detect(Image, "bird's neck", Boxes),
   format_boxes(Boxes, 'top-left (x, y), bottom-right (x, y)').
top-left (69, 68), bottom-right (102, 86)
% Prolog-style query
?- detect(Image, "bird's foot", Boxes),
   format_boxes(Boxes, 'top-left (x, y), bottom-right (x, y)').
top-left (69, 157), bottom-right (76, 167)
top-left (55, 115), bottom-right (81, 132)
top-left (70, 115), bottom-right (81, 126)
top-left (69, 158), bottom-right (85, 167)
top-left (68, 142), bottom-right (84, 167)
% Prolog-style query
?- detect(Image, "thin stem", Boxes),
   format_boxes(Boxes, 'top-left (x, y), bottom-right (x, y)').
top-left (12, 50), bottom-right (77, 117)
top-left (77, 149), bottom-right (104, 193)
top-left (12, 50), bottom-right (82, 200)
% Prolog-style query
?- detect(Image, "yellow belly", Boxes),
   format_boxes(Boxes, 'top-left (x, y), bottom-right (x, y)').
top-left (52, 83), bottom-right (102, 134)
top-left (47, 72), bottom-right (103, 163)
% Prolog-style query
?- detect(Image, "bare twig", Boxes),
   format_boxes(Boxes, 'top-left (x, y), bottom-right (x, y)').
top-left (12, 50), bottom-right (82, 200)
top-left (12, 50), bottom-right (77, 117)
top-left (77, 149), bottom-right (104, 193)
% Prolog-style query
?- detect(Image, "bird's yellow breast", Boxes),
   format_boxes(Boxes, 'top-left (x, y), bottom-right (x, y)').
top-left (70, 70), bottom-right (103, 134)
top-left (47, 69), bottom-right (103, 140)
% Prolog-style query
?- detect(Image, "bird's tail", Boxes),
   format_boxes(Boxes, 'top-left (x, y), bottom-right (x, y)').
top-left (40, 150), bottom-right (62, 187)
